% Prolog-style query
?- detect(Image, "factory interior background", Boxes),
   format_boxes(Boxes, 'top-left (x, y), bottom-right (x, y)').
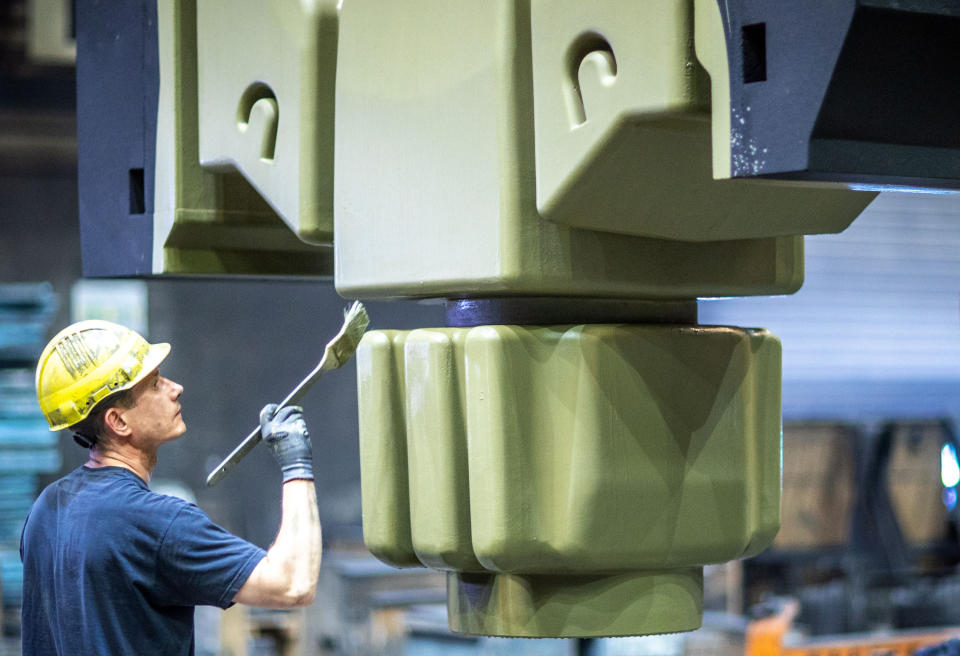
top-left (4, 1), bottom-right (960, 655)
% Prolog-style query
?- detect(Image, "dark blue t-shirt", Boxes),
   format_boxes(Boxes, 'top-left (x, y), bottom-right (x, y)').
top-left (20, 466), bottom-right (266, 656)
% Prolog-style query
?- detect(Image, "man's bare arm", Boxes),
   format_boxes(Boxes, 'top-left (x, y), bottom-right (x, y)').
top-left (233, 479), bottom-right (321, 607)
top-left (234, 405), bottom-right (321, 607)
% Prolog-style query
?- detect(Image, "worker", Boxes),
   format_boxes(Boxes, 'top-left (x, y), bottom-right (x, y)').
top-left (20, 320), bottom-right (322, 655)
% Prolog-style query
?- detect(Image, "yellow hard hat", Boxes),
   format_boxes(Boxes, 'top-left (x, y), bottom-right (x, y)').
top-left (36, 320), bottom-right (170, 431)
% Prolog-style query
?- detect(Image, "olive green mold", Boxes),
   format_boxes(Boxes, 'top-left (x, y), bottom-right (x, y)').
top-left (448, 569), bottom-right (704, 638)
top-left (333, 0), bottom-right (806, 300)
top-left (333, 0), bottom-right (876, 300)
top-left (694, 0), bottom-right (733, 181)
top-left (357, 323), bottom-right (781, 637)
top-left (147, 0), bottom-right (874, 291)
top-left (530, 0), bottom-right (875, 241)
top-left (357, 331), bottom-right (419, 567)
top-left (152, 0), bottom-right (332, 276)
top-left (196, 0), bottom-right (339, 245)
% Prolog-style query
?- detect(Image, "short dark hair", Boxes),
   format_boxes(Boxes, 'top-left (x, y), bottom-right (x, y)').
top-left (71, 388), bottom-right (138, 448)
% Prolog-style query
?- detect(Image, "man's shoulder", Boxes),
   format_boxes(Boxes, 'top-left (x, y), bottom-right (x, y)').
top-left (122, 482), bottom-right (203, 527)
top-left (42, 466), bottom-right (197, 522)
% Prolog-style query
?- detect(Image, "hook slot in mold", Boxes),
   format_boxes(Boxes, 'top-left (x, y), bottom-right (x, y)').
top-left (236, 82), bottom-right (279, 163)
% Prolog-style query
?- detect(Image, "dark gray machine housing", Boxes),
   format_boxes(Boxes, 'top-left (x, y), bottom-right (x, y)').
top-left (76, 0), bottom-right (158, 277)
top-left (717, 0), bottom-right (960, 188)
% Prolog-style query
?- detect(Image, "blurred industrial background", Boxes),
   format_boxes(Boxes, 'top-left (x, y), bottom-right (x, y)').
top-left (4, 0), bottom-right (960, 655)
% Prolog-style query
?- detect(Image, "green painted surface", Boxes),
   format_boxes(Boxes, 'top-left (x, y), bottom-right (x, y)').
top-left (448, 569), bottom-right (703, 638)
top-left (144, 1), bottom-right (875, 292)
top-left (530, 0), bottom-right (875, 241)
top-left (196, 0), bottom-right (339, 245)
top-left (464, 324), bottom-right (781, 572)
top-left (357, 323), bottom-right (781, 636)
top-left (694, 0), bottom-right (733, 180)
top-left (333, 0), bottom-right (809, 300)
top-left (403, 330), bottom-right (486, 572)
top-left (152, 0), bottom-right (332, 276)
top-left (357, 331), bottom-right (420, 567)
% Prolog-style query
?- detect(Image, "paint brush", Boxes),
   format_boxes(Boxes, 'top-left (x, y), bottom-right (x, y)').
top-left (205, 301), bottom-right (370, 487)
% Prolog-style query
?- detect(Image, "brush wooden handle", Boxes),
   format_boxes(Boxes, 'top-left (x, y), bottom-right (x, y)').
top-left (205, 351), bottom-right (333, 487)
top-left (205, 302), bottom-right (368, 487)
top-left (205, 425), bottom-right (263, 487)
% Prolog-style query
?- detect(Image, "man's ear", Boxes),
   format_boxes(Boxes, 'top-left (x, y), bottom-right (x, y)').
top-left (103, 407), bottom-right (132, 438)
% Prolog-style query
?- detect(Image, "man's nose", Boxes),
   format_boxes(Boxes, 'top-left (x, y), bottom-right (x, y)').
top-left (169, 380), bottom-right (184, 398)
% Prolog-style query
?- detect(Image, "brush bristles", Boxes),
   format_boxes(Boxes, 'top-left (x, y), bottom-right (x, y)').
top-left (328, 301), bottom-right (370, 367)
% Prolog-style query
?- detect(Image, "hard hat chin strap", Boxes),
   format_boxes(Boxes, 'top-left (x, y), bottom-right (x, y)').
top-left (72, 431), bottom-right (96, 449)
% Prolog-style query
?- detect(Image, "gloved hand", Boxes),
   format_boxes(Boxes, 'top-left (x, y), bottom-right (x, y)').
top-left (260, 403), bottom-right (314, 483)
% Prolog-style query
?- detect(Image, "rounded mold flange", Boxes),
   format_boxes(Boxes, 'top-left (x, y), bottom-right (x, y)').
top-left (447, 567), bottom-right (704, 638)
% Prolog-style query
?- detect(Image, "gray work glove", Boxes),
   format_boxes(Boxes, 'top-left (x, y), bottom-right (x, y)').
top-left (260, 403), bottom-right (314, 482)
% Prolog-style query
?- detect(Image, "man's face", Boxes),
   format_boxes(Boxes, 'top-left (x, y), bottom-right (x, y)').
top-left (120, 368), bottom-right (186, 445)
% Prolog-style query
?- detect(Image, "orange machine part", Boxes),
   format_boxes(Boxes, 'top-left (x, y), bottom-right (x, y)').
top-left (747, 599), bottom-right (960, 656)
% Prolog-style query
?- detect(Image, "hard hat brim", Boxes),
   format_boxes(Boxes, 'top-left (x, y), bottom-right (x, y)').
top-left (134, 342), bottom-right (171, 389)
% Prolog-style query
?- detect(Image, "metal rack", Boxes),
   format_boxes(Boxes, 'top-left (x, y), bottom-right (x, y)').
top-left (0, 282), bottom-right (58, 636)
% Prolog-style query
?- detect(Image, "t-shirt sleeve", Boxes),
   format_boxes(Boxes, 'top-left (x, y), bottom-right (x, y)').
top-left (154, 503), bottom-right (266, 608)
